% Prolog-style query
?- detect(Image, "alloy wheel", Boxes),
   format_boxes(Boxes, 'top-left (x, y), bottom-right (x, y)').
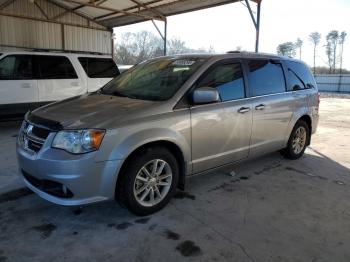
top-left (133, 159), bottom-right (172, 207)
top-left (292, 126), bottom-right (307, 154)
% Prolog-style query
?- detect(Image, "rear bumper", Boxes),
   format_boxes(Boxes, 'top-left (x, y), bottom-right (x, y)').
top-left (17, 145), bottom-right (122, 206)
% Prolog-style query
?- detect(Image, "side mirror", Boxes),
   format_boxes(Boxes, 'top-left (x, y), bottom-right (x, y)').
top-left (192, 87), bottom-right (220, 105)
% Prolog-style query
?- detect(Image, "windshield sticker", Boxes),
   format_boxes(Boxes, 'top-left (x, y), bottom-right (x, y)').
top-left (173, 67), bottom-right (190, 72)
top-left (172, 60), bottom-right (196, 66)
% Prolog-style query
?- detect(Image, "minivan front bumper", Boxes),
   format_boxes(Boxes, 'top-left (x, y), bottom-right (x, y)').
top-left (17, 144), bottom-right (122, 206)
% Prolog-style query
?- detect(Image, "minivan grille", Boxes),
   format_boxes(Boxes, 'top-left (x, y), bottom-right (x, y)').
top-left (20, 122), bottom-right (51, 153)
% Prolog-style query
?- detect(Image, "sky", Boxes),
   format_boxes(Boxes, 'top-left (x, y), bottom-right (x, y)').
top-left (113, 0), bottom-right (350, 70)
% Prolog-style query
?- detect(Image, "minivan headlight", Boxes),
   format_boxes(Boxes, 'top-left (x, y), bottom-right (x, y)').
top-left (52, 129), bottom-right (105, 154)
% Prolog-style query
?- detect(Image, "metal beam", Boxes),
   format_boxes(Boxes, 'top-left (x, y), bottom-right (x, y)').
top-left (243, 0), bottom-right (261, 52)
top-left (62, 0), bottom-right (164, 21)
top-left (151, 19), bottom-right (167, 55)
top-left (34, 1), bottom-right (49, 20)
top-left (129, 0), bottom-right (165, 20)
top-left (244, 0), bottom-right (257, 29)
top-left (151, 18), bottom-right (167, 55)
top-left (94, 0), bottom-right (163, 20)
top-left (0, 11), bottom-right (109, 31)
top-left (46, 0), bottom-right (106, 28)
top-left (51, 5), bottom-right (84, 20)
top-left (151, 20), bottom-right (164, 40)
top-left (0, 0), bottom-right (15, 11)
top-left (61, 24), bottom-right (65, 50)
top-left (101, 0), bottom-right (240, 27)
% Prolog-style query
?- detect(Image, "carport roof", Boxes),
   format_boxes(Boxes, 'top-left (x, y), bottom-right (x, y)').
top-left (54, 0), bottom-right (260, 28)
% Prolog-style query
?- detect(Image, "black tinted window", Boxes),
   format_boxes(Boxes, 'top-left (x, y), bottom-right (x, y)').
top-left (198, 63), bottom-right (245, 101)
top-left (286, 61), bottom-right (316, 90)
top-left (78, 57), bottom-right (119, 78)
top-left (0, 55), bottom-right (33, 80)
top-left (36, 55), bottom-right (77, 79)
top-left (248, 60), bottom-right (286, 96)
top-left (287, 69), bottom-right (305, 91)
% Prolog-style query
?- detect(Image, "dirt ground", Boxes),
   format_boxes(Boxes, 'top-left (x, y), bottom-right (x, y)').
top-left (0, 96), bottom-right (349, 262)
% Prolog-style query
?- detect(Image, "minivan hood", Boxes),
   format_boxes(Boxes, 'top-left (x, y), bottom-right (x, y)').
top-left (31, 93), bottom-right (157, 129)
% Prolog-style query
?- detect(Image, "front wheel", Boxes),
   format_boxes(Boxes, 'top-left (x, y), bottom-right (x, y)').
top-left (282, 120), bottom-right (310, 160)
top-left (116, 147), bottom-right (179, 216)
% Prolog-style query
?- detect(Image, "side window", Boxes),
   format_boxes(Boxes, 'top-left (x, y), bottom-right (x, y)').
top-left (286, 61), bottom-right (316, 91)
top-left (197, 63), bottom-right (245, 101)
top-left (36, 55), bottom-right (78, 79)
top-left (78, 57), bottom-right (120, 78)
top-left (287, 69), bottom-right (305, 91)
top-left (248, 60), bottom-right (286, 96)
top-left (0, 55), bottom-right (33, 80)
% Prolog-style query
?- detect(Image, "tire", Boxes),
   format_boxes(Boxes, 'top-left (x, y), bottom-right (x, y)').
top-left (282, 120), bottom-right (310, 160)
top-left (116, 146), bottom-right (179, 216)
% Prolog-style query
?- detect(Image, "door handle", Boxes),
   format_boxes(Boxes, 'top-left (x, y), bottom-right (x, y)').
top-left (237, 107), bottom-right (251, 114)
top-left (70, 82), bottom-right (80, 87)
top-left (255, 104), bottom-right (266, 110)
top-left (21, 83), bottom-right (32, 88)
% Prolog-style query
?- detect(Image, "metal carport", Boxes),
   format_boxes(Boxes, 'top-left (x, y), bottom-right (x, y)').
top-left (0, 0), bottom-right (261, 56)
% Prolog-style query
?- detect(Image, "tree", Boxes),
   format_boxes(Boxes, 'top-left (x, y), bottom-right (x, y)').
top-left (295, 38), bottom-right (303, 59)
top-left (308, 31), bottom-right (321, 74)
top-left (326, 30), bottom-right (339, 73)
top-left (114, 31), bottom-right (215, 64)
top-left (276, 42), bottom-right (296, 57)
top-left (114, 31), bottom-right (163, 64)
top-left (167, 38), bottom-right (188, 55)
top-left (339, 31), bottom-right (347, 74)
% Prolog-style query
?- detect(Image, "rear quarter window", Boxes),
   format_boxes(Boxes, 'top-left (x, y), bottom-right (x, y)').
top-left (35, 55), bottom-right (78, 79)
top-left (78, 57), bottom-right (120, 78)
top-left (285, 61), bottom-right (316, 91)
top-left (248, 60), bottom-right (286, 96)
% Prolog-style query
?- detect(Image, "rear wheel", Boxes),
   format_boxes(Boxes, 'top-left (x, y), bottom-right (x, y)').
top-left (282, 120), bottom-right (310, 159)
top-left (116, 147), bottom-right (179, 216)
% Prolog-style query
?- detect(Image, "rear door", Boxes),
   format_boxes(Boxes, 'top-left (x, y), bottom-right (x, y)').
top-left (0, 54), bottom-right (38, 111)
top-left (246, 59), bottom-right (294, 157)
top-left (35, 55), bottom-right (85, 103)
top-left (190, 60), bottom-right (252, 173)
top-left (78, 57), bottom-right (120, 92)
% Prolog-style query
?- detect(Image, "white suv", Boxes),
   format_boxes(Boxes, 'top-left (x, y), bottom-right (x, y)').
top-left (0, 51), bottom-right (120, 118)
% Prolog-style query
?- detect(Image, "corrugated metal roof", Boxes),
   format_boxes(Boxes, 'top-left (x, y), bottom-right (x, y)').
top-left (51, 0), bottom-right (260, 28)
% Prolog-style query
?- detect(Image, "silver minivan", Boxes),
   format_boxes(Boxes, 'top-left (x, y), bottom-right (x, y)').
top-left (17, 52), bottom-right (319, 215)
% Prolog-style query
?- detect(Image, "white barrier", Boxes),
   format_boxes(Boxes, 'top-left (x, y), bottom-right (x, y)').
top-left (314, 74), bottom-right (350, 93)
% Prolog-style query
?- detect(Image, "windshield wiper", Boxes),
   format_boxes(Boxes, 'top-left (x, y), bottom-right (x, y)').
top-left (111, 90), bottom-right (139, 100)
top-left (113, 91), bottom-right (126, 97)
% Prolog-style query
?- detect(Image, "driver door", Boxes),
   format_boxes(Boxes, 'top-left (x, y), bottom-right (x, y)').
top-left (190, 60), bottom-right (252, 173)
top-left (0, 54), bottom-right (38, 112)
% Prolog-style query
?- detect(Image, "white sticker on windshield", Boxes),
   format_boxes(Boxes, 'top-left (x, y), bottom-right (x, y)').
top-left (172, 60), bottom-right (196, 66)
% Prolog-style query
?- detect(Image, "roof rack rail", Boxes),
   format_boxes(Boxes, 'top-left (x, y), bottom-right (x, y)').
top-left (31, 48), bottom-right (105, 55)
top-left (226, 50), bottom-right (241, 53)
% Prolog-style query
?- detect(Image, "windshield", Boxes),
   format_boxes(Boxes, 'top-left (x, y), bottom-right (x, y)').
top-left (100, 57), bottom-right (207, 101)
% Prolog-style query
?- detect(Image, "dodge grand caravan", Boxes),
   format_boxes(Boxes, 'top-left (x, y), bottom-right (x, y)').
top-left (0, 51), bottom-right (120, 118)
top-left (17, 52), bottom-right (319, 215)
